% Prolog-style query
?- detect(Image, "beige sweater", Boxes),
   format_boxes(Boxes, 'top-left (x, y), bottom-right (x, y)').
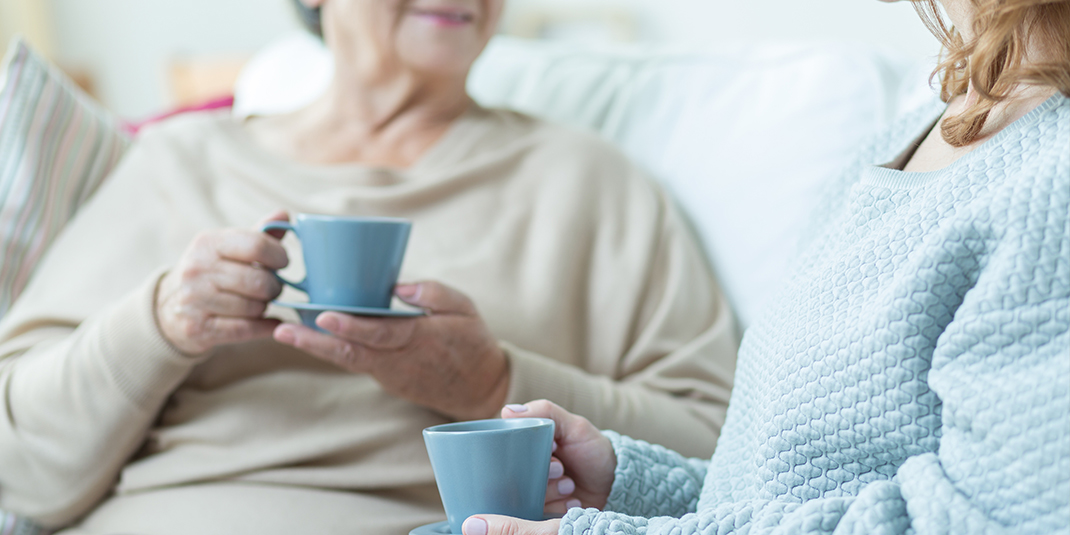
top-left (0, 107), bottom-right (737, 535)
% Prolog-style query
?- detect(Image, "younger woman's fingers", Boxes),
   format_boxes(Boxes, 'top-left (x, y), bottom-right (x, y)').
top-left (545, 477), bottom-right (575, 502)
top-left (544, 498), bottom-right (584, 516)
top-left (548, 459), bottom-right (564, 479)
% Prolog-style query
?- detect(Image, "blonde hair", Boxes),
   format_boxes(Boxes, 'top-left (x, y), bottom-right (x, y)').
top-left (912, 0), bottom-right (1070, 146)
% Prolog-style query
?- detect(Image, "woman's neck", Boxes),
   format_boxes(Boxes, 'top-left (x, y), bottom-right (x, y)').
top-left (898, 0), bottom-right (1059, 173)
top-left (245, 56), bottom-right (473, 169)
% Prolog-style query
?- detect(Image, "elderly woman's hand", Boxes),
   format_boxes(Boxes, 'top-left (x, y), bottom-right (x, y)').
top-left (273, 281), bottom-right (509, 421)
top-left (156, 213), bottom-right (289, 354)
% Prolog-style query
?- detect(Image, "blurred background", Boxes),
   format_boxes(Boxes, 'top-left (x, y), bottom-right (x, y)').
top-left (0, 0), bottom-right (940, 119)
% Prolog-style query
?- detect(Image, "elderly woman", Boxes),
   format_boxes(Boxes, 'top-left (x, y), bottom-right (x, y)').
top-left (472, 0), bottom-right (1070, 534)
top-left (0, 0), bottom-right (738, 534)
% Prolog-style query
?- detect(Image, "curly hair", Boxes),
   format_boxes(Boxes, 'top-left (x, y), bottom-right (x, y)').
top-left (911, 0), bottom-right (1070, 146)
top-left (293, 0), bottom-right (323, 38)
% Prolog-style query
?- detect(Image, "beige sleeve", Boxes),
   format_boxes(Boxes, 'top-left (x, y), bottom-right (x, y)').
top-left (505, 182), bottom-right (738, 459)
top-left (0, 134), bottom-right (199, 527)
top-left (0, 275), bottom-right (196, 527)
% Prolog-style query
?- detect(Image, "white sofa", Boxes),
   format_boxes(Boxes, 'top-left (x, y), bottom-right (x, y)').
top-left (235, 34), bottom-right (937, 327)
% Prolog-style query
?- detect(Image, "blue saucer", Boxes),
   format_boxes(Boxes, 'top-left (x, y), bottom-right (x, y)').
top-left (410, 521), bottom-right (452, 535)
top-left (274, 301), bottom-right (426, 329)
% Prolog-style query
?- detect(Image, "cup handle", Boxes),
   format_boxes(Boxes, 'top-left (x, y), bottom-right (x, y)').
top-left (260, 221), bottom-right (309, 293)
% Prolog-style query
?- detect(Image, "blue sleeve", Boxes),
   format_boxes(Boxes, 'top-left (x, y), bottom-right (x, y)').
top-left (600, 431), bottom-right (709, 518)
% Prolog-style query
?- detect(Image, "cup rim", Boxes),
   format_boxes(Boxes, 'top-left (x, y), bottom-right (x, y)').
top-left (423, 418), bottom-right (554, 436)
top-left (294, 213), bottom-right (412, 225)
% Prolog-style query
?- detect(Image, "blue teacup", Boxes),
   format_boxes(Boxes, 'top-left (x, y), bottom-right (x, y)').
top-left (423, 418), bottom-right (555, 534)
top-left (261, 214), bottom-right (412, 309)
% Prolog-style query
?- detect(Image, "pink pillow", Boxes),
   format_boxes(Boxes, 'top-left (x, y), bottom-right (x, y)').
top-left (124, 95), bottom-right (234, 135)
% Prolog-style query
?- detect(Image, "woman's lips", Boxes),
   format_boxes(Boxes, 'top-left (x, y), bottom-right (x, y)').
top-left (409, 8), bottom-right (475, 27)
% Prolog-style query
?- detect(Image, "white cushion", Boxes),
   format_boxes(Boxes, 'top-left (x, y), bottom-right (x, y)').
top-left (0, 38), bottom-right (131, 321)
top-left (233, 32), bottom-right (333, 119)
top-left (468, 39), bottom-right (930, 326)
top-left (234, 35), bottom-right (932, 327)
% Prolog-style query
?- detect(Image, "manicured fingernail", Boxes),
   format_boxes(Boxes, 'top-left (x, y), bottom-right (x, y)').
top-left (505, 404), bottom-right (529, 413)
top-left (395, 284), bottom-right (420, 299)
top-left (566, 499), bottom-right (582, 510)
top-left (552, 440), bottom-right (558, 452)
top-left (274, 326), bottom-right (295, 344)
top-left (548, 461), bottom-right (564, 479)
top-left (557, 477), bottom-right (575, 496)
top-left (462, 517), bottom-right (487, 535)
top-left (317, 314), bottom-right (339, 332)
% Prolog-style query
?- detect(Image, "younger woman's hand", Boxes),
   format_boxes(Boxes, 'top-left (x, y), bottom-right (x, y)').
top-left (462, 517), bottom-right (559, 535)
top-left (502, 400), bottom-right (616, 513)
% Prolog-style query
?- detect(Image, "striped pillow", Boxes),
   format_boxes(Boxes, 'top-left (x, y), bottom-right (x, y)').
top-left (0, 38), bottom-right (131, 320)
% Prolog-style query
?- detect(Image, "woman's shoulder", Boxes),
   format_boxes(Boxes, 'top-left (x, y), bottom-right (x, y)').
top-left (132, 109), bottom-right (242, 156)
top-left (464, 106), bottom-right (669, 216)
top-left (470, 106), bottom-right (635, 165)
top-left (1017, 94), bottom-right (1069, 171)
top-left (959, 94), bottom-right (1069, 204)
top-left (992, 95), bottom-right (1069, 230)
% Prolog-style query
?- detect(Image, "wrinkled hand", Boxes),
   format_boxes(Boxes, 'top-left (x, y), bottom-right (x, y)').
top-left (273, 281), bottom-right (509, 421)
top-left (504, 400), bottom-right (616, 513)
top-left (156, 212), bottom-right (289, 354)
top-left (462, 516), bottom-right (560, 535)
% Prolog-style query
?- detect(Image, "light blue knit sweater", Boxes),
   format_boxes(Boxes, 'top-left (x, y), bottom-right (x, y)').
top-left (561, 95), bottom-right (1070, 535)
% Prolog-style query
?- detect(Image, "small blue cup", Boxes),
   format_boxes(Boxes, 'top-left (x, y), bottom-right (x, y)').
top-left (261, 214), bottom-right (412, 309)
top-left (423, 418), bottom-right (555, 534)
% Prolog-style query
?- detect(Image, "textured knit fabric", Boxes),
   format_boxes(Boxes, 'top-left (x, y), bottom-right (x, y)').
top-left (561, 95), bottom-right (1070, 535)
top-left (0, 38), bottom-right (130, 320)
top-left (0, 106), bottom-right (738, 534)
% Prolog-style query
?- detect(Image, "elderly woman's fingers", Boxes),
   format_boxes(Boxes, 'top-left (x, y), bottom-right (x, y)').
top-left (277, 280), bottom-right (506, 421)
top-left (210, 259), bottom-right (283, 301)
top-left (258, 210), bottom-right (291, 240)
top-left (462, 516), bottom-right (561, 535)
top-left (274, 323), bottom-right (370, 372)
top-left (210, 229), bottom-right (289, 270)
top-left (395, 281), bottom-right (477, 315)
top-left (315, 312), bottom-right (418, 350)
top-left (201, 291), bottom-right (271, 318)
top-left (157, 225), bottom-right (293, 354)
top-left (201, 317), bottom-right (282, 348)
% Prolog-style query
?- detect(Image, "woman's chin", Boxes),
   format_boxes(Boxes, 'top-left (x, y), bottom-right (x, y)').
top-left (399, 50), bottom-right (482, 78)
